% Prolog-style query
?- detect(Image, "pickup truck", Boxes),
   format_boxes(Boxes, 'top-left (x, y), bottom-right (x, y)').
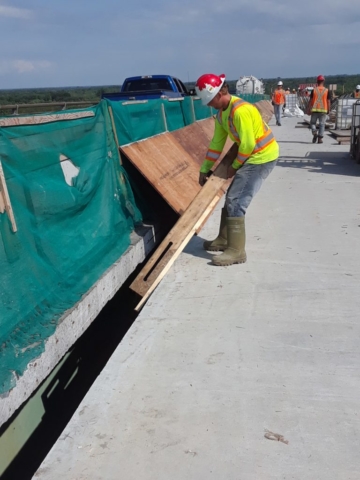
top-left (102, 75), bottom-right (194, 102)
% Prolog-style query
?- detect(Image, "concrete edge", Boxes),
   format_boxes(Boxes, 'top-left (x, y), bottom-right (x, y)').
top-left (0, 224), bottom-right (157, 427)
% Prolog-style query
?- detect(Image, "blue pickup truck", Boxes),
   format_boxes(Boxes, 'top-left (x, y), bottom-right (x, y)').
top-left (102, 75), bottom-right (194, 102)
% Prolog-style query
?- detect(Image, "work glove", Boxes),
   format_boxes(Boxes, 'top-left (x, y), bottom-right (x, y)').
top-left (199, 172), bottom-right (208, 186)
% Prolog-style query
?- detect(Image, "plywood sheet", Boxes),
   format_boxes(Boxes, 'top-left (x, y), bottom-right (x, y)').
top-left (170, 120), bottom-right (213, 168)
top-left (121, 124), bottom-right (207, 215)
top-left (254, 100), bottom-right (274, 124)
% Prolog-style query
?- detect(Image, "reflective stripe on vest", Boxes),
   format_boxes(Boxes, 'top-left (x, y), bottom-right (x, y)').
top-left (312, 87), bottom-right (328, 112)
top-left (205, 148), bottom-right (221, 162)
top-left (227, 100), bottom-right (276, 159)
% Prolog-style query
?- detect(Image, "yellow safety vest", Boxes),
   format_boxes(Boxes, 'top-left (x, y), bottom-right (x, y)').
top-left (200, 96), bottom-right (279, 173)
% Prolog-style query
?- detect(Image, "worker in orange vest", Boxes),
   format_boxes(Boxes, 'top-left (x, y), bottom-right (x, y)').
top-left (353, 85), bottom-right (360, 98)
top-left (272, 81), bottom-right (286, 126)
top-left (308, 75), bottom-right (331, 144)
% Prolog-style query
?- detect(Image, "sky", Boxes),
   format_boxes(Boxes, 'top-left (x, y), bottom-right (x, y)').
top-left (0, 0), bottom-right (359, 89)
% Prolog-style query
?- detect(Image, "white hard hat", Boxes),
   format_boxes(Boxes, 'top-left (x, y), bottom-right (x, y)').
top-left (356, 85), bottom-right (360, 90)
top-left (277, 81), bottom-right (283, 86)
top-left (195, 73), bottom-right (226, 105)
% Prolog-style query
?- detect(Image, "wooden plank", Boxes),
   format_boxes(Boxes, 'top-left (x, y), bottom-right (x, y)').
top-left (108, 106), bottom-right (122, 165)
top-left (0, 111), bottom-right (95, 127)
top-left (130, 143), bottom-right (238, 310)
top-left (329, 129), bottom-right (352, 137)
top-left (0, 159), bottom-right (17, 232)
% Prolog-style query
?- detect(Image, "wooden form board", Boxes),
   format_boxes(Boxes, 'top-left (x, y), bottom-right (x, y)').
top-left (255, 100), bottom-right (274, 124)
top-left (130, 143), bottom-right (238, 311)
top-left (122, 131), bottom-right (201, 215)
top-left (0, 111), bottom-right (95, 127)
top-left (0, 159), bottom-right (17, 232)
top-left (121, 119), bottom-right (233, 215)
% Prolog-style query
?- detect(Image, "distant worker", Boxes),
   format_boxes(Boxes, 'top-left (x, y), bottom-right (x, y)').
top-left (195, 73), bottom-right (279, 267)
top-left (292, 89), bottom-right (296, 94)
top-left (272, 81), bottom-right (286, 126)
top-left (308, 75), bottom-right (331, 144)
top-left (285, 87), bottom-right (291, 94)
top-left (353, 85), bottom-right (360, 98)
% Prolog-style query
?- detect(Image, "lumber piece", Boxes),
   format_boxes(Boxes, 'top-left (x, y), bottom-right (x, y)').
top-left (0, 111), bottom-right (95, 127)
top-left (0, 159), bottom-right (17, 232)
top-left (130, 143), bottom-right (238, 311)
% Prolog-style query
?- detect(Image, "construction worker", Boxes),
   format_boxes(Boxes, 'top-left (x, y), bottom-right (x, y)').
top-left (195, 73), bottom-right (279, 267)
top-left (308, 75), bottom-right (331, 144)
top-left (353, 85), bottom-right (360, 98)
top-left (285, 87), bottom-right (291, 94)
top-left (272, 81), bottom-right (286, 126)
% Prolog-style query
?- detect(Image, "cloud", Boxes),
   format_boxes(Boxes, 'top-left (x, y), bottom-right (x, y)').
top-left (0, 4), bottom-right (32, 19)
top-left (0, 0), bottom-right (359, 88)
top-left (0, 60), bottom-right (54, 75)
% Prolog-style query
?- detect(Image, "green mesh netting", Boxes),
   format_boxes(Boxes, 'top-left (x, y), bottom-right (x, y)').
top-left (106, 97), bottom-right (214, 145)
top-left (0, 101), bottom-right (141, 393)
top-left (240, 94), bottom-right (271, 103)
top-left (107, 95), bottom-right (270, 146)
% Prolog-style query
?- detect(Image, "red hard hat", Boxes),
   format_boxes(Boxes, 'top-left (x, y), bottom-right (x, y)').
top-left (195, 73), bottom-right (226, 105)
top-left (317, 75), bottom-right (325, 82)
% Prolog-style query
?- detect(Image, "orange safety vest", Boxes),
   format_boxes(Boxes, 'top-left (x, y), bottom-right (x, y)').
top-left (273, 89), bottom-right (285, 105)
top-left (311, 86), bottom-right (328, 113)
top-left (355, 91), bottom-right (360, 98)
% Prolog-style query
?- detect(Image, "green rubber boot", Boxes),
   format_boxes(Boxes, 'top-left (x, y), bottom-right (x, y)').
top-left (203, 207), bottom-right (227, 251)
top-left (212, 217), bottom-right (247, 266)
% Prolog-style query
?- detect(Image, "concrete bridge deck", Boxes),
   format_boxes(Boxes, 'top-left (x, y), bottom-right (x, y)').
top-left (34, 116), bottom-right (360, 480)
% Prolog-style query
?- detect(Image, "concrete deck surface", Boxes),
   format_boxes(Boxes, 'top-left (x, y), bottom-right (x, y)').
top-left (34, 116), bottom-right (360, 480)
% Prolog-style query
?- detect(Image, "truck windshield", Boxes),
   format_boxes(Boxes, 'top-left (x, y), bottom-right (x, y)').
top-left (122, 78), bottom-right (172, 92)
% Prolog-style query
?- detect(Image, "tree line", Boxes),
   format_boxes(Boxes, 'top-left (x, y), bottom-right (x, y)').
top-left (1, 74), bottom-right (359, 114)
top-left (0, 86), bottom-right (119, 114)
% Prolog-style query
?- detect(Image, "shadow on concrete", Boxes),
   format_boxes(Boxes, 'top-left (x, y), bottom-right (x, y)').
top-left (183, 234), bottom-right (214, 261)
top-left (277, 151), bottom-right (359, 177)
top-left (278, 140), bottom-right (312, 144)
top-left (0, 275), bottom-right (143, 480)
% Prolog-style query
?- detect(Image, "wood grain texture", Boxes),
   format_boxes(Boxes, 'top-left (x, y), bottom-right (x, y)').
top-left (121, 125), bottom-right (207, 214)
top-left (0, 111), bottom-right (95, 127)
top-left (254, 100), bottom-right (274, 124)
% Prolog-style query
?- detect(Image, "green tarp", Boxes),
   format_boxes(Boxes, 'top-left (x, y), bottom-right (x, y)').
top-left (0, 101), bottom-right (141, 393)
